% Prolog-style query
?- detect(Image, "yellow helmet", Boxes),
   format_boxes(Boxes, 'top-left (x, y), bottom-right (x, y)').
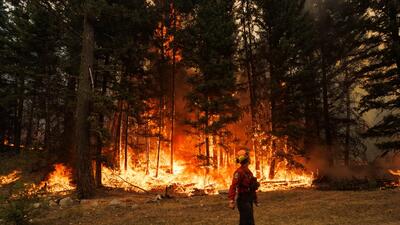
top-left (236, 150), bottom-right (249, 163)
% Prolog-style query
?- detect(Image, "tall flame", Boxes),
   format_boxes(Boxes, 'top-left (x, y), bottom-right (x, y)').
top-left (43, 164), bottom-right (74, 192)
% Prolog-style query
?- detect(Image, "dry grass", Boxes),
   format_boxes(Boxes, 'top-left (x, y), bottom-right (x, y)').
top-left (30, 189), bottom-right (400, 225)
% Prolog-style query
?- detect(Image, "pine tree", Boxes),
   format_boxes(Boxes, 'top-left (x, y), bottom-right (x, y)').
top-left (360, 0), bottom-right (400, 153)
top-left (183, 0), bottom-right (241, 166)
top-left (255, 0), bottom-right (316, 178)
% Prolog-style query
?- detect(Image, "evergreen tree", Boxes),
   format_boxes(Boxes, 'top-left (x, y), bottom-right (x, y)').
top-left (360, 0), bottom-right (400, 153)
top-left (183, 0), bottom-right (241, 166)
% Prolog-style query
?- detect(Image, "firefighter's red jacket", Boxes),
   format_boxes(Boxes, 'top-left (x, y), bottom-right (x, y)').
top-left (228, 165), bottom-right (257, 202)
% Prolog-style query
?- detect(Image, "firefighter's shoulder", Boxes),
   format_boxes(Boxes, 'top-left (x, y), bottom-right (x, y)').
top-left (233, 168), bottom-right (244, 179)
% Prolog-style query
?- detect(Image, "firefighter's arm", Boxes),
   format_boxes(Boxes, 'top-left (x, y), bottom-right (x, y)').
top-left (253, 191), bottom-right (259, 206)
top-left (228, 171), bottom-right (240, 201)
top-left (228, 171), bottom-right (240, 209)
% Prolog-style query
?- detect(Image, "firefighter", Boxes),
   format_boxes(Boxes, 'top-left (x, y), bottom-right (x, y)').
top-left (228, 150), bottom-right (259, 225)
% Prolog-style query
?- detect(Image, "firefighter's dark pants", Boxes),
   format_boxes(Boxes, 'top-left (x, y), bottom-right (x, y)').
top-left (237, 193), bottom-right (255, 225)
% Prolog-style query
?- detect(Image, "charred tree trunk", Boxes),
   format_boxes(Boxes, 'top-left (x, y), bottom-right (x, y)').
top-left (95, 70), bottom-right (107, 187)
top-left (44, 100), bottom-right (51, 151)
top-left (321, 56), bottom-right (333, 167)
top-left (240, 0), bottom-right (260, 176)
top-left (213, 136), bottom-right (218, 168)
top-left (124, 104), bottom-right (129, 171)
top-left (75, 12), bottom-right (95, 199)
top-left (169, 2), bottom-right (177, 175)
top-left (95, 112), bottom-right (104, 187)
top-left (155, 0), bottom-right (167, 178)
top-left (344, 72), bottom-right (351, 167)
top-left (145, 123), bottom-right (150, 175)
top-left (156, 96), bottom-right (164, 178)
top-left (219, 140), bottom-right (224, 168)
top-left (25, 98), bottom-right (34, 148)
top-left (14, 75), bottom-right (24, 152)
top-left (205, 109), bottom-right (210, 166)
top-left (63, 74), bottom-right (76, 161)
top-left (268, 62), bottom-right (278, 180)
top-left (114, 102), bottom-right (123, 170)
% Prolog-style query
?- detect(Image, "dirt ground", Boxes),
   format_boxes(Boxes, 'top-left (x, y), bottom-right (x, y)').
top-left (26, 188), bottom-right (400, 225)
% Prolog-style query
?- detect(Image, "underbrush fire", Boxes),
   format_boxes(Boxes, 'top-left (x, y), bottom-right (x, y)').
top-left (23, 147), bottom-right (314, 196)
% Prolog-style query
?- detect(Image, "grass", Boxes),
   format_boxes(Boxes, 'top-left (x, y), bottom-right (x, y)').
top-left (29, 189), bottom-right (400, 225)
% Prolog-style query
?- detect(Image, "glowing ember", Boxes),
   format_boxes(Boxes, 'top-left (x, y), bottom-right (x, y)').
top-left (389, 169), bottom-right (400, 187)
top-left (0, 170), bottom-right (21, 187)
top-left (389, 169), bottom-right (400, 176)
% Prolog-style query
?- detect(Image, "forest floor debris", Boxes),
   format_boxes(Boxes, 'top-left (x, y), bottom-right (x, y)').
top-left (2, 189), bottom-right (398, 225)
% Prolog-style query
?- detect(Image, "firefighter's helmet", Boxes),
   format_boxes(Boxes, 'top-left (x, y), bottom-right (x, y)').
top-left (236, 149), bottom-right (249, 163)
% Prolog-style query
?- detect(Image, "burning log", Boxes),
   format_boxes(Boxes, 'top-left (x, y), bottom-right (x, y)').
top-left (106, 171), bottom-right (148, 193)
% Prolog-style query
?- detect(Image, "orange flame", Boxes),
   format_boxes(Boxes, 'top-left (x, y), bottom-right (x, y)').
top-left (43, 164), bottom-right (74, 192)
top-left (27, 163), bottom-right (75, 194)
top-left (389, 169), bottom-right (400, 176)
top-left (0, 170), bottom-right (21, 187)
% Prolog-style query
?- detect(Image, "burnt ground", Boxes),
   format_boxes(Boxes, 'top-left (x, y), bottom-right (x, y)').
top-left (22, 188), bottom-right (400, 225)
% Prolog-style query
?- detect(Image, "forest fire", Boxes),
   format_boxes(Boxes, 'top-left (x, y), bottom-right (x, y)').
top-left (37, 145), bottom-right (313, 196)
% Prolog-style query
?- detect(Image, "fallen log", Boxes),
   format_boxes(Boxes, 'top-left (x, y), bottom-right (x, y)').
top-left (113, 174), bottom-right (148, 193)
top-left (260, 180), bottom-right (303, 184)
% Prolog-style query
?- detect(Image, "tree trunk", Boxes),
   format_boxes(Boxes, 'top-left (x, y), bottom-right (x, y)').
top-left (124, 104), bottom-right (129, 171)
top-left (213, 136), bottom-right (218, 168)
top-left (344, 72), bottom-right (351, 167)
top-left (114, 102), bottom-right (122, 170)
top-left (75, 12), bottom-right (95, 199)
top-left (95, 70), bottom-right (107, 187)
top-left (205, 109), bottom-right (210, 166)
top-left (169, 2), bottom-right (177, 175)
top-left (219, 138), bottom-right (224, 168)
top-left (44, 100), bottom-right (51, 151)
top-left (25, 98), bottom-right (34, 148)
top-left (156, 96), bottom-right (164, 178)
top-left (14, 75), bottom-right (24, 152)
top-left (145, 125), bottom-right (150, 175)
top-left (269, 140), bottom-right (276, 180)
top-left (240, 0), bottom-right (260, 176)
top-left (268, 62), bottom-right (277, 180)
top-left (321, 56), bottom-right (333, 167)
top-left (63, 74), bottom-right (76, 161)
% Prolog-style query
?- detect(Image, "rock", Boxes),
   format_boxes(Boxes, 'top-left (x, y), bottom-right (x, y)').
top-left (33, 203), bottom-right (41, 208)
top-left (59, 197), bottom-right (74, 207)
top-left (49, 200), bottom-right (58, 208)
top-left (218, 190), bottom-right (228, 195)
top-left (155, 194), bottom-right (162, 201)
top-left (49, 200), bottom-right (58, 207)
top-left (131, 204), bottom-right (139, 209)
top-left (109, 199), bottom-right (122, 206)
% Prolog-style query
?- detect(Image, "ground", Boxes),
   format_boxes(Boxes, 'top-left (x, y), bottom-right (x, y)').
top-left (1, 153), bottom-right (399, 225)
top-left (16, 188), bottom-right (397, 225)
